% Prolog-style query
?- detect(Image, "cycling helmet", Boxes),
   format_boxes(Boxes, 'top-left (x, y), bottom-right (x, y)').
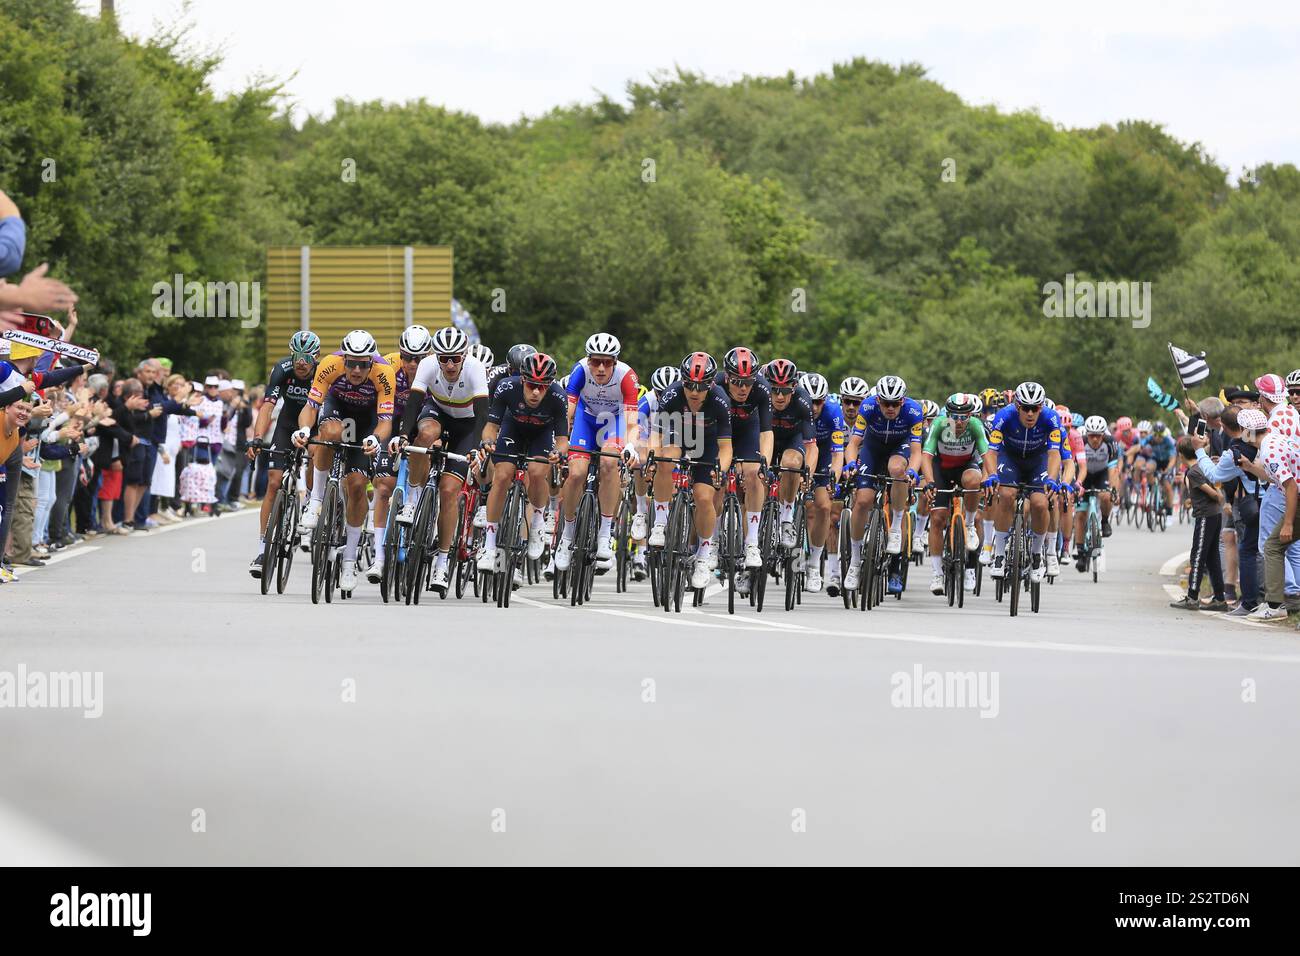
top-left (971, 395), bottom-right (983, 416)
top-left (945, 392), bottom-right (976, 416)
top-left (839, 376), bottom-right (870, 400)
top-left (868, 385), bottom-right (878, 398)
top-left (1043, 397), bottom-right (1056, 411)
top-left (920, 399), bottom-right (940, 419)
top-left (1152, 421), bottom-right (1168, 435)
top-left (801, 373), bottom-right (829, 401)
top-left (559, 374), bottom-right (571, 390)
top-left (723, 346), bottom-right (759, 378)
top-left (585, 332), bottom-right (621, 358)
top-left (1014, 381), bottom-right (1046, 406)
top-left (1072, 412), bottom-right (1084, 428)
top-left (1055, 404), bottom-right (1071, 421)
top-left (980, 387), bottom-right (1004, 410)
top-left (651, 365), bottom-right (682, 396)
top-left (1136, 419), bottom-right (1152, 433)
top-left (1287, 369), bottom-right (1300, 387)
top-left (468, 343), bottom-right (494, 368)
top-left (290, 330), bottom-right (321, 357)
top-left (521, 352), bottom-right (557, 385)
top-left (398, 324), bottom-right (434, 356)
top-left (766, 359), bottom-right (798, 388)
top-left (1083, 415), bottom-right (1108, 435)
top-left (506, 343), bottom-right (537, 374)
top-left (431, 326), bottom-right (469, 356)
top-left (1116, 416), bottom-right (1133, 430)
top-left (875, 375), bottom-right (907, 402)
top-left (340, 329), bottom-right (377, 358)
top-left (680, 351), bottom-right (718, 386)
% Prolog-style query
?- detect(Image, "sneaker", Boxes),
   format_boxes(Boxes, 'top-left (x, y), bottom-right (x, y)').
top-left (249, 553), bottom-right (265, 579)
top-left (1248, 604), bottom-right (1290, 622)
top-left (339, 560), bottom-right (358, 592)
top-left (690, 558), bottom-right (711, 590)
top-left (964, 568), bottom-right (977, 591)
top-left (648, 524), bottom-right (666, 548)
top-left (528, 525), bottom-right (546, 560)
top-left (696, 542), bottom-right (714, 574)
top-left (631, 513), bottom-right (648, 540)
top-left (478, 547), bottom-right (498, 573)
top-left (1202, 599), bottom-right (1231, 612)
top-left (780, 521), bottom-right (797, 549)
top-left (805, 567), bottom-right (823, 593)
top-left (596, 536), bottom-right (614, 561)
top-left (979, 544), bottom-right (993, 566)
top-left (632, 554), bottom-right (647, 582)
top-left (1029, 554), bottom-right (1044, 583)
top-left (366, 555), bottom-right (384, 584)
top-left (430, 562), bottom-right (450, 593)
top-left (744, 543), bottom-right (763, 568)
top-left (0, 567), bottom-right (16, 583)
top-left (554, 538), bottom-right (573, 571)
top-left (929, 571), bottom-right (945, 595)
top-left (1045, 553), bottom-right (1060, 577)
top-left (301, 500), bottom-right (322, 530)
top-left (843, 563), bottom-right (861, 591)
top-left (473, 505), bottom-right (487, 528)
top-left (1076, 554), bottom-right (1089, 573)
top-left (1225, 603), bottom-right (1255, 618)
top-left (887, 574), bottom-right (904, 595)
top-left (965, 524), bottom-right (980, 551)
top-left (886, 529), bottom-right (902, 554)
top-left (705, 545), bottom-right (718, 571)
top-left (1169, 597), bottom-right (1201, 611)
top-left (989, 555), bottom-right (1006, 578)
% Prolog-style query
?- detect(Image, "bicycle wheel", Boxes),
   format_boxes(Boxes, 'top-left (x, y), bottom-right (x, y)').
top-left (404, 486), bottom-right (434, 605)
top-left (659, 497), bottom-right (682, 613)
top-left (276, 487), bottom-right (298, 594)
top-left (860, 507), bottom-right (881, 611)
top-left (1007, 509), bottom-right (1022, 617)
top-left (948, 521), bottom-right (963, 608)
top-left (570, 494), bottom-right (592, 607)
top-left (259, 494), bottom-right (282, 596)
top-left (615, 497), bottom-right (631, 594)
top-left (722, 496), bottom-right (741, 615)
top-left (379, 486), bottom-right (403, 604)
top-left (323, 486), bottom-right (343, 605)
top-left (838, 505), bottom-right (854, 609)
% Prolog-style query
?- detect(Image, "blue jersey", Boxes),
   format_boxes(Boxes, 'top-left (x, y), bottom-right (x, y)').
top-left (850, 396), bottom-right (925, 447)
top-left (988, 405), bottom-right (1064, 458)
top-left (1140, 434), bottom-right (1176, 464)
top-left (814, 399), bottom-right (847, 460)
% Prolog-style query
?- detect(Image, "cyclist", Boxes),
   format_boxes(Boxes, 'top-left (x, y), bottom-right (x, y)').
top-left (647, 351), bottom-right (734, 590)
top-left (556, 333), bottom-right (641, 572)
top-left (1126, 420), bottom-right (1176, 515)
top-left (366, 325), bottom-right (433, 584)
top-left (800, 372), bottom-right (844, 594)
top-left (986, 381), bottom-right (1064, 584)
top-left (1043, 401), bottom-right (1082, 577)
top-left (477, 353), bottom-right (569, 572)
top-left (294, 329), bottom-right (396, 592)
top-left (629, 365), bottom-right (681, 581)
top-left (392, 326), bottom-right (490, 594)
top-left (247, 330), bottom-right (320, 578)
top-left (976, 388), bottom-right (1008, 566)
top-left (1287, 370), bottom-right (1300, 409)
top-left (826, 375), bottom-right (870, 595)
top-left (766, 359), bottom-right (817, 549)
top-left (841, 374), bottom-right (925, 596)
top-left (919, 392), bottom-right (995, 595)
top-left (1074, 415), bottom-right (1122, 569)
top-left (717, 346), bottom-right (772, 581)
top-left (488, 343), bottom-right (536, 398)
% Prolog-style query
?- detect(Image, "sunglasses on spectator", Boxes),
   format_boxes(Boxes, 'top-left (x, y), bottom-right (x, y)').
top-left (771, 386), bottom-right (794, 396)
top-left (879, 399), bottom-right (902, 409)
top-left (437, 354), bottom-right (463, 365)
top-left (588, 357), bottom-right (616, 369)
top-left (343, 359), bottom-right (372, 371)
top-left (683, 381), bottom-right (711, 393)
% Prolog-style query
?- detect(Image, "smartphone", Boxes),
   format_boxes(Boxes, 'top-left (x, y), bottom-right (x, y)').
top-left (1194, 419), bottom-right (1208, 438)
top-left (1187, 412), bottom-right (1202, 436)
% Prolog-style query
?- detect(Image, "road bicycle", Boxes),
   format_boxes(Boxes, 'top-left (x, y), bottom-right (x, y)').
top-left (255, 443), bottom-right (306, 596)
top-left (306, 438), bottom-right (372, 604)
top-left (993, 482), bottom-right (1043, 617)
top-left (478, 451), bottom-right (553, 608)
top-left (1077, 488), bottom-right (1108, 583)
top-left (931, 481), bottom-right (982, 609)
top-left (400, 445), bottom-right (469, 604)
top-left (562, 448), bottom-right (629, 607)
top-left (856, 474), bottom-right (915, 611)
top-left (645, 452), bottom-right (717, 614)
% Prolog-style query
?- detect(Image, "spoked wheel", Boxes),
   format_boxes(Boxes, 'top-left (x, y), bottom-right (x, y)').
top-left (647, 547), bottom-right (662, 607)
top-left (754, 500), bottom-right (777, 612)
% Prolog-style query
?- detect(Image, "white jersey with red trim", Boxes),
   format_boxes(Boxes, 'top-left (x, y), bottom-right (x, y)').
top-left (566, 358), bottom-right (639, 422)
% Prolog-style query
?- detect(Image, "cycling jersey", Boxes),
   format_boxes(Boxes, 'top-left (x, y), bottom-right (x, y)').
top-left (717, 372), bottom-right (773, 431)
top-left (812, 399), bottom-right (846, 483)
top-left (987, 405), bottom-right (1064, 458)
top-left (1139, 434), bottom-right (1176, 464)
top-left (1082, 435), bottom-right (1122, 475)
top-left (850, 396), bottom-right (926, 447)
top-left (486, 362), bottom-right (511, 397)
top-left (771, 387), bottom-right (816, 457)
top-left (566, 358), bottom-right (640, 453)
top-left (307, 351), bottom-right (397, 419)
top-left (264, 356), bottom-right (315, 414)
top-left (410, 354), bottom-right (489, 418)
top-left (381, 352), bottom-right (415, 423)
top-left (654, 381), bottom-right (732, 484)
top-left (488, 377), bottom-right (570, 432)
top-left (922, 413), bottom-right (989, 469)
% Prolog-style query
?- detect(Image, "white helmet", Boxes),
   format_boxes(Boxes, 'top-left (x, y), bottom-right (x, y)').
top-left (651, 365), bottom-right (681, 395)
top-left (920, 399), bottom-right (940, 419)
top-left (559, 374), bottom-right (571, 390)
top-left (971, 395), bottom-right (984, 416)
top-left (1014, 381), bottom-right (1046, 406)
top-left (468, 343), bottom-right (494, 367)
top-left (875, 375), bottom-right (907, 402)
top-left (800, 372), bottom-right (829, 401)
top-left (1286, 369), bottom-right (1300, 387)
top-left (839, 376), bottom-right (870, 400)
top-left (1137, 419), bottom-right (1152, 433)
top-left (1043, 397), bottom-right (1056, 411)
top-left (1083, 415), bottom-right (1108, 435)
top-left (398, 325), bottom-right (433, 356)
top-left (585, 332), bottom-right (621, 358)
top-left (431, 326), bottom-right (469, 356)
top-left (340, 329), bottom-right (377, 358)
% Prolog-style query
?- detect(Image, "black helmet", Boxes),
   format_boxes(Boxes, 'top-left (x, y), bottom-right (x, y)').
top-left (507, 343), bottom-right (537, 374)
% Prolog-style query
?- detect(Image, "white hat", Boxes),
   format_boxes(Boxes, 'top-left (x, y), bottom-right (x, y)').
top-left (191, 381), bottom-right (203, 391)
top-left (218, 379), bottom-right (232, 390)
top-left (231, 379), bottom-right (245, 391)
top-left (1238, 408), bottom-right (1268, 431)
top-left (204, 375), bottom-right (219, 386)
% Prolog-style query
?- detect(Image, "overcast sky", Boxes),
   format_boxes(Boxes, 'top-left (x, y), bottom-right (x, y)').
top-left (84, 0), bottom-right (1299, 179)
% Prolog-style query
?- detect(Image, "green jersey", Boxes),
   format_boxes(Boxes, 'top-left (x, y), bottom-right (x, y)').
top-left (922, 413), bottom-right (988, 469)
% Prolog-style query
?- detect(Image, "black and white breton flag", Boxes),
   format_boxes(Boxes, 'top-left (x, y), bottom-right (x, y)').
top-left (1168, 342), bottom-right (1210, 388)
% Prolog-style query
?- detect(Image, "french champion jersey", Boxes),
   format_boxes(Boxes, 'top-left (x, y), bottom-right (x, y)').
top-left (566, 359), bottom-right (640, 422)
top-left (922, 413), bottom-right (989, 469)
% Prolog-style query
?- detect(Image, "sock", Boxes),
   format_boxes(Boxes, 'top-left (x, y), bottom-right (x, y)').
top-left (809, 543), bottom-right (824, 564)
top-left (563, 517), bottom-right (576, 541)
top-left (1030, 531), bottom-right (1045, 553)
top-left (549, 495), bottom-right (559, 514)
top-left (932, 554), bottom-right (943, 574)
top-left (599, 514), bottom-right (613, 539)
top-left (966, 515), bottom-right (978, 534)
top-left (485, 522), bottom-right (498, 550)
top-left (408, 485), bottom-right (422, 509)
top-left (850, 538), bottom-right (862, 562)
top-left (653, 501), bottom-right (668, 526)
top-left (746, 512), bottom-right (760, 545)
top-left (827, 552), bottom-right (840, 576)
top-left (983, 519), bottom-right (994, 542)
top-left (780, 501), bottom-right (793, 523)
top-left (344, 523), bottom-right (362, 561)
top-left (434, 549), bottom-right (448, 570)
top-left (993, 531), bottom-right (1008, 556)
top-left (374, 527), bottom-right (386, 552)
top-left (891, 510), bottom-right (902, 533)
top-left (530, 509), bottom-right (544, 532)
top-left (696, 537), bottom-right (712, 557)
top-left (636, 496), bottom-right (648, 517)
top-left (311, 468), bottom-right (327, 501)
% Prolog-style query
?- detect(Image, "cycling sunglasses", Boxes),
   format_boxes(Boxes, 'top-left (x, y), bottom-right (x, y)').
top-left (523, 379), bottom-right (551, 391)
top-left (399, 350), bottom-right (425, 363)
top-left (588, 357), bottom-right (616, 369)
top-left (949, 413), bottom-right (971, 422)
top-left (683, 381), bottom-right (711, 393)
top-left (878, 399), bottom-right (902, 409)
top-left (771, 386), bottom-right (795, 396)
top-left (291, 350), bottom-right (318, 363)
top-left (1288, 387), bottom-right (1300, 397)
top-left (437, 354), bottom-right (464, 365)
top-left (343, 358), bottom-right (372, 371)
top-left (1018, 403), bottom-right (1042, 413)
top-left (728, 377), bottom-right (754, 388)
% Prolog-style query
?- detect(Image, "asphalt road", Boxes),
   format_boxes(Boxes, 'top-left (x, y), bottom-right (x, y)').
top-left (3, 507), bottom-right (1299, 865)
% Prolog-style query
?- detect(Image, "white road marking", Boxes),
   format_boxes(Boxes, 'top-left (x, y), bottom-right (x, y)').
top-left (11, 545), bottom-right (100, 576)
top-left (1160, 551), bottom-right (1191, 576)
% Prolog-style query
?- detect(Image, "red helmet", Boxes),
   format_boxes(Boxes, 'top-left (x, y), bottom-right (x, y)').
top-left (1116, 416), bottom-right (1133, 430)
top-left (724, 346), bottom-right (758, 378)
top-left (766, 358), bottom-right (798, 388)
top-left (680, 351), bottom-right (718, 386)
top-left (522, 352), bottom-right (557, 385)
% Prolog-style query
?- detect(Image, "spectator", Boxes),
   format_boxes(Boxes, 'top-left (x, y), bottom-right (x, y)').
top-left (1241, 376), bottom-right (1300, 622)
top-left (7, 392), bottom-right (51, 568)
top-left (133, 357), bottom-right (198, 527)
top-left (0, 397), bottom-right (32, 582)
top-left (1170, 437), bottom-right (1228, 611)
top-left (0, 188), bottom-right (25, 275)
top-left (1193, 406), bottom-right (1263, 615)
